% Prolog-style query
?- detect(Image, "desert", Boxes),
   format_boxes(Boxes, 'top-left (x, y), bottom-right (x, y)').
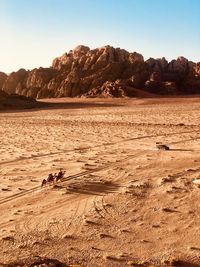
top-left (1, 1), bottom-right (200, 266)
top-left (0, 97), bottom-right (200, 266)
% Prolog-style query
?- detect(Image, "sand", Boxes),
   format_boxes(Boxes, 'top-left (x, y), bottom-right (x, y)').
top-left (0, 97), bottom-right (200, 266)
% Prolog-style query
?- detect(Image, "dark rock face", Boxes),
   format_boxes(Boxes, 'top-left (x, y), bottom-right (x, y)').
top-left (1, 45), bottom-right (200, 98)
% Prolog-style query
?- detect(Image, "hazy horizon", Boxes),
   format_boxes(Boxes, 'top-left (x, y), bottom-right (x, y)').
top-left (1, 0), bottom-right (199, 73)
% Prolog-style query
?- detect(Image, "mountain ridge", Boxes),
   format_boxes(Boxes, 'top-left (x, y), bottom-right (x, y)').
top-left (1, 45), bottom-right (200, 98)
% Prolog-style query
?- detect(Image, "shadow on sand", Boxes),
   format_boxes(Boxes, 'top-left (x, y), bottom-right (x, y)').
top-left (54, 180), bottom-right (121, 196)
top-left (1, 99), bottom-right (123, 113)
top-left (43, 100), bottom-right (123, 109)
top-left (3, 259), bottom-right (200, 267)
top-left (169, 149), bottom-right (194, 152)
top-left (174, 262), bottom-right (200, 267)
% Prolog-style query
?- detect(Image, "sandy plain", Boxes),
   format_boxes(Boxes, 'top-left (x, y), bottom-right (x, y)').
top-left (0, 97), bottom-right (200, 266)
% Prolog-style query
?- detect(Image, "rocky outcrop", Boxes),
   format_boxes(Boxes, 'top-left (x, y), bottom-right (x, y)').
top-left (0, 89), bottom-right (41, 110)
top-left (1, 45), bottom-right (200, 98)
top-left (145, 80), bottom-right (177, 95)
top-left (146, 56), bottom-right (199, 94)
top-left (2, 68), bottom-right (28, 94)
top-left (20, 67), bottom-right (57, 98)
top-left (49, 45), bottom-right (146, 98)
top-left (195, 62), bottom-right (200, 76)
top-left (0, 72), bottom-right (7, 90)
top-left (84, 80), bottom-right (126, 98)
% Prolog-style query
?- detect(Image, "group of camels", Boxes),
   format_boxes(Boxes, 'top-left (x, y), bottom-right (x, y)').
top-left (41, 169), bottom-right (66, 187)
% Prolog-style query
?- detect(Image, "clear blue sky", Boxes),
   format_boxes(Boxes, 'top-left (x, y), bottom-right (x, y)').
top-left (0, 0), bottom-right (199, 72)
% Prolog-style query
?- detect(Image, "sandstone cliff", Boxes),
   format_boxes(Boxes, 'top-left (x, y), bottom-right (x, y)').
top-left (1, 45), bottom-right (200, 98)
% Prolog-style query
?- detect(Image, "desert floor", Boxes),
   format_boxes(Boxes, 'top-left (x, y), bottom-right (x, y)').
top-left (0, 97), bottom-right (200, 266)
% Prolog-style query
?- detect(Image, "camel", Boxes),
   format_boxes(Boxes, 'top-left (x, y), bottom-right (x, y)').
top-left (55, 169), bottom-right (66, 182)
top-left (47, 173), bottom-right (54, 184)
top-left (41, 179), bottom-right (47, 187)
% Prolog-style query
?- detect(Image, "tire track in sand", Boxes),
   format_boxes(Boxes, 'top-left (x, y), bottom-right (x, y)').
top-left (0, 129), bottom-right (197, 167)
top-left (0, 128), bottom-right (199, 206)
top-left (0, 150), bottom-right (146, 205)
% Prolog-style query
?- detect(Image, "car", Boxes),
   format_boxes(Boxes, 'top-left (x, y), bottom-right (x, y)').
top-left (156, 144), bottom-right (170, 150)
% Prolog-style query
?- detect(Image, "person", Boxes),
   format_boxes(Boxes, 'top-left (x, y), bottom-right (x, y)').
top-left (56, 169), bottom-right (65, 182)
top-left (41, 179), bottom-right (47, 187)
top-left (47, 173), bottom-right (54, 183)
top-left (58, 168), bottom-right (62, 176)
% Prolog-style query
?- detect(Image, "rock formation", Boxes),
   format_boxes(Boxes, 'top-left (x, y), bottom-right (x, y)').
top-left (0, 89), bottom-right (41, 110)
top-left (1, 45), bottom-right (200, 98)
top-left (2, 69), bottom-right (27, 94)
top-left (0, 72), bottom-right (7, 90)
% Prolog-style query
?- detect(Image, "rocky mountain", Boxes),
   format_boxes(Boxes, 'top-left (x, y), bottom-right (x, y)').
top-left (1, 45), bottom-right (200, 98)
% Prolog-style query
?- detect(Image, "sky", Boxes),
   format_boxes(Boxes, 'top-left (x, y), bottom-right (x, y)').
top-left (0, 0), bottom-right (199, 73)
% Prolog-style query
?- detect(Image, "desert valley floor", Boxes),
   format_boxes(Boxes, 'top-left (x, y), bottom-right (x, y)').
top-left (0, 97), bottom-right (200, 267)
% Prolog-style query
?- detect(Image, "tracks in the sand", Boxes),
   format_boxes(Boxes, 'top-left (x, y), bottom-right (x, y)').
top-left (0, 129), bottom-right (198, 167)
top-left (0, 150), bottom-right (146, 205)
top-left (19, 196), bottom-right (91, 238)
top-left (11, 164), bottom-right (200, 237)
top-left (92, 164), bottom-right (129, 225)
top-left (0, 128), bottom-right (199, 206)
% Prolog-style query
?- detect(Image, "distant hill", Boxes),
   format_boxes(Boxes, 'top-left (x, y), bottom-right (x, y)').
top-left (1, 45), bottom-right (200, 98)
top-left (0, 90), bottom-right (41, 110)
